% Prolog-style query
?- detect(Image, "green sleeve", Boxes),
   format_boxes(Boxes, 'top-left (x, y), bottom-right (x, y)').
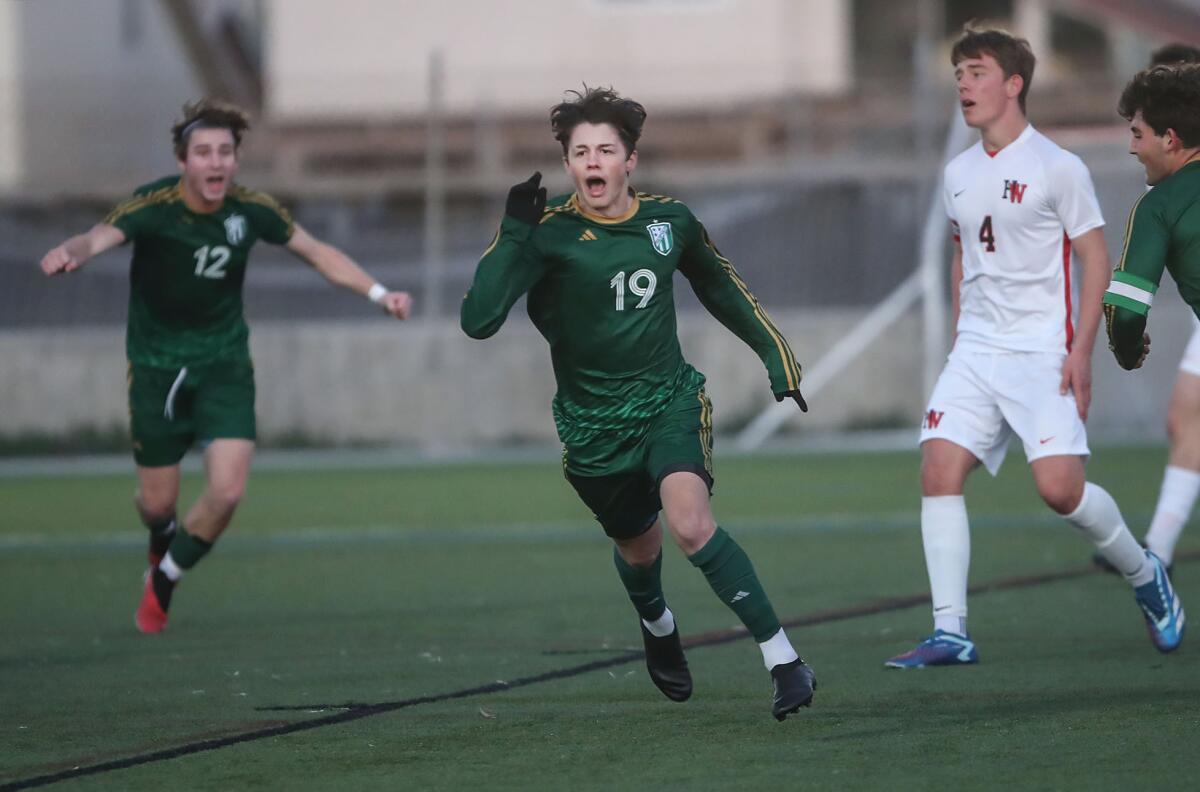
top-left (101, 178), bottom-right (179, 242)
top-left (1105, 304), bottom-right (1147, 371)
top-left (676, 214), bottom-right (802, 395)
top-left (1104, 192), bottom-right (1166, 369)
top-left (460, 216), bottom-right (549, 339)
top-left (240, 190), bottom-right (295, 244)
top-left (102, 195), bottom-right (156, 241)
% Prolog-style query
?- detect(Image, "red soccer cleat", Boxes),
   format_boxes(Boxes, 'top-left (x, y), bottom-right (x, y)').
top-left (135, 574), bottom-right (169, 634)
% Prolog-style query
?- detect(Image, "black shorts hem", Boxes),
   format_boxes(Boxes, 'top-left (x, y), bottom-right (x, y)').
top-left (655, 463), bottom-right (714, 494)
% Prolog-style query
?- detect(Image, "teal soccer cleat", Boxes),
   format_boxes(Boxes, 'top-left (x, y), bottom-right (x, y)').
top-left (1134, 552), bottom-right (1185, 653)
top-left (885, 629), bottom-right (978, 668)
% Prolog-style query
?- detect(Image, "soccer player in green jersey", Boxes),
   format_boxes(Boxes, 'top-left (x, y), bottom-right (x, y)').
top-left (460, 87), bottom-right (815, 720)
top-left (39, 99), bottom-right (413, 634)
top-left (1095, 45), bottom-right (1200, 578)
top-left (1106, 63), bottom-right (1200, 370)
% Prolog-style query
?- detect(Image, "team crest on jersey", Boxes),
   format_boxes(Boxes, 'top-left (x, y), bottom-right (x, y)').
top-left (646, 222), bottom-right (673, 256)
top-left (224, 213), bottom-right (247, 245)
top-left (1001, 180), bottom-right (1028, 204)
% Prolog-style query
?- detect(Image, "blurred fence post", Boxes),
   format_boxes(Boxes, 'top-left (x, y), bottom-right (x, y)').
top-left (914, 0), bottom-right (946, 400)
top-left (920, 110), bottom-right (971, 400)
top-left (423, 49), bottom-right (446, 320)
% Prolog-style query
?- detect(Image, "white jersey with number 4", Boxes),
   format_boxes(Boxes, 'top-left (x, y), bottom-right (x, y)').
top-left (943, 124), bottom-right (1105, 354)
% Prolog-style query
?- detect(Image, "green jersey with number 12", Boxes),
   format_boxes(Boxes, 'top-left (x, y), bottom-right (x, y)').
top-left (104, 175), bottom-right (294, 369)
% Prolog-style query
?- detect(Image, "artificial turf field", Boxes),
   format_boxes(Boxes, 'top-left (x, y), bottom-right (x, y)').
top-left (1, 446), bottom-right (1197, 791)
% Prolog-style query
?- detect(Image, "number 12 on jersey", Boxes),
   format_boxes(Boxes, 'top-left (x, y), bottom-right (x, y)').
top-left (193, 245), bottom-right (231, 279)
top-left (610, 269), bottom-right (657, 311)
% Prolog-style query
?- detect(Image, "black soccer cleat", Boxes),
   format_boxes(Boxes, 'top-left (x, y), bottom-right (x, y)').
top-left (640, 623), bottom-right (693, 702)
top-left (770, 658), bottom-right (816, 721)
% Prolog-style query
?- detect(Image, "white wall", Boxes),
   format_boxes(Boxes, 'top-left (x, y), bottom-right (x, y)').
top-left (5, 301), bottom-right (1189, 450)
top-left (11, 0), bottom-right (204, 198)
top-left (0, 0), bottom-right (21, 191)
top-left (0, 310), bottom-right (918, 450)
top-left (265, 0), bottom-right (851, 119)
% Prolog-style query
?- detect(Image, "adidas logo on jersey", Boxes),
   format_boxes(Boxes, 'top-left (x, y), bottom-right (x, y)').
top-left (578, 229), bottom-right (598, 241)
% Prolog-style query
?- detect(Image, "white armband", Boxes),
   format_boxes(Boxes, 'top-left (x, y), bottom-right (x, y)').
top-left (367, 283), bottom-right (388, 304)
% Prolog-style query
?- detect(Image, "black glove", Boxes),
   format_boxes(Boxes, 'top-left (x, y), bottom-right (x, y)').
top-left (775, 389), bottom-right (808, 413)
top-left (505, 171), bottom-right (547, 226)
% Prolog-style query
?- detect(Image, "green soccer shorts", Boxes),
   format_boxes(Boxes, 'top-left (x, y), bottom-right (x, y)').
top-left (565, 385), bottom-right (714, 539)
top-left (127, 358), bottom-right (256, 466)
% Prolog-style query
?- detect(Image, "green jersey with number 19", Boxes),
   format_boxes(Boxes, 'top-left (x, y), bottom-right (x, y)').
top-left (103, 175), bottom-right (294, 369)
top-left (461, 191), bottom-right (802, 446)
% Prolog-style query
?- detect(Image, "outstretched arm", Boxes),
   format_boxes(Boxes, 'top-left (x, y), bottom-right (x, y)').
top-left (286, 223), bottom-right (412, 319)
top-left (40, 224), bottom-right (126, 276)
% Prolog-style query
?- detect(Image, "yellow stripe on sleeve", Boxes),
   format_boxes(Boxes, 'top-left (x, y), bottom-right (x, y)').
top-left (1116, 191), bottom-right (1148, 273)
top-left (702, 230), bottom-right (802, 391)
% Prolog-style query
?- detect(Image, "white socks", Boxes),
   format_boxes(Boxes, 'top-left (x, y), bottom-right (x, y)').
top-left (922, 496), bottom-right (970, 635)
top-left (642, 607), bottom-right (676, 638)
top-left (159, 552), bottom-right (185, 582)
top-left (1065, 482), bottom-right (1153, 587)
top-left (1145, 465), bottom-right (1200, 565)
top-left (646, 612), bottom-right (799, 671)
top-left (758, 628), bottom-right (799, 670)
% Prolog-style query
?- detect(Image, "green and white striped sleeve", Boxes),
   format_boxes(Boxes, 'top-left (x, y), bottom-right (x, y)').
top-left (1104, 271), bottom-right (1157, 316)
top-left (1105, 190), bottom-right (1169, 369)
top-left (1104, 191), bottom-right (1168, 316)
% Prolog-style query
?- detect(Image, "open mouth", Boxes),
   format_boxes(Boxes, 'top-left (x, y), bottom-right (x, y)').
top-left (961, 100), bottom-right (976, 110)
top-left (584, 176), bottom-right (607, 197)
top-left (205, 175), bottom-right (226, 189)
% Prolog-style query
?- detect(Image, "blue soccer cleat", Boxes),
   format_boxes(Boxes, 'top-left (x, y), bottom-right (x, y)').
top-left (885, 629), bottom-right (978, 668)
top-left (1134, 552), bottom-right (1185, 653)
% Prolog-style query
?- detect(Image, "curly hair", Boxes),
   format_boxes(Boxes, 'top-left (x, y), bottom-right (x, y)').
top-left (951, 26), bottom-right (1036, 113)
top-left (550, 86), bottom-right (647, 158)
top-left (1119, 64), bottom-right (1200, 147)
top-left (171, 98), bottom-right (251, 160)
top-left (1150, 43), bottom-right (1200, 67)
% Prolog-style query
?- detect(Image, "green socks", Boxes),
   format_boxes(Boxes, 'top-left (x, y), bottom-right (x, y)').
top-left (152, 528), bottom-right (213, 611)
top-left (164, 529), bottom-right (213, 573)
top-left (613, 548), bottom-right (668, 623)
top-left (144, 513), bottom-right (177, 559)
top-left (688, 527), bottom-right (781, 642)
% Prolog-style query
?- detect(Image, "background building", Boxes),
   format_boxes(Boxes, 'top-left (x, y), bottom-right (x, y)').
top-left (2, 0), bottom-right (1198, 453)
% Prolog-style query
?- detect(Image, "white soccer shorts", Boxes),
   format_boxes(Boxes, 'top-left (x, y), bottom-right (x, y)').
top-left (1179, 315), bottom-right (1200, 377)
top-left (919, 348), bottom-right (1089, 475)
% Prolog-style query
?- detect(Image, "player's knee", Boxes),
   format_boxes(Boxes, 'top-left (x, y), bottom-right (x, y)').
top-left (207, 477), bottom-right (248, 513)
top-left (620, 543), bottom-right (660, 568)
top-left (135, 490), bottom-right (177, 522)
top-left (1037, 479), bottom-right (1082, 515)
top-left (1166, 404), bottom-right (1200, 446)
top-left (667, 511), bottom-right (715, 554)
top-left (920, 463), bottom-right (963, 497)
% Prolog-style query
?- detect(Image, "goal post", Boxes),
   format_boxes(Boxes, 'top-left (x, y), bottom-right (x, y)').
top-left (733, 110), bottom-right (972, 451)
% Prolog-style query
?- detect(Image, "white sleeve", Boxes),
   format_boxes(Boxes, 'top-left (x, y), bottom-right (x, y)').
top-left (942, 166), bottom-right (960, 240)
top-left (1050, 154), bottom-right (1105, 239)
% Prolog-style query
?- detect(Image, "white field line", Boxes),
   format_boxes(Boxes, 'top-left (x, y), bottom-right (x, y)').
top-left (0, 431), bottom-right (922, 479)
top-left (0, 510), bottom-right (1073, 553)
